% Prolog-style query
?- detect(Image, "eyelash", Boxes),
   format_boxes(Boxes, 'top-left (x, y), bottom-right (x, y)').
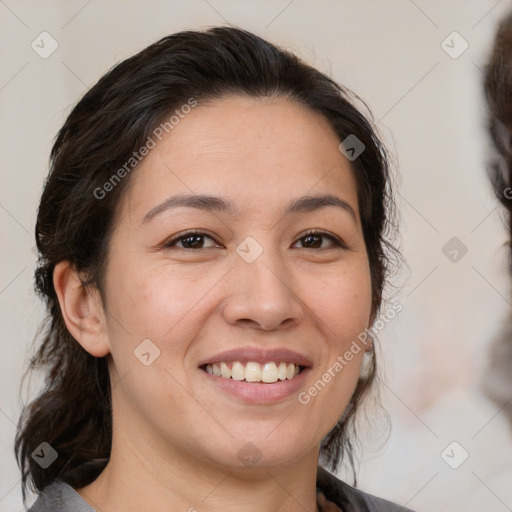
top-left (162, 229), bottom-right (348, 251)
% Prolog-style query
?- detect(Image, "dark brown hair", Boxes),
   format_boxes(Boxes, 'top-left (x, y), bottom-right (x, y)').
top-left (15, 26), bottom-right (400, 505)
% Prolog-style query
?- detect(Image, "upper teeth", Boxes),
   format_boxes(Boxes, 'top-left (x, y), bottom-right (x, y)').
top-left (205, 361), bottom-right (300, 383)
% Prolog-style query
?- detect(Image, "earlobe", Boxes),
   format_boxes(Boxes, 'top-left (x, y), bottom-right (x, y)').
top-left (365, 312), bottom-right (376, 353)
top-left (53, 261), bottom-right (111, 357)
top-left (363, 334), bottom-right (374, 353)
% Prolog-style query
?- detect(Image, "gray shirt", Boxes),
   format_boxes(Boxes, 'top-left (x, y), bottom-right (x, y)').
top-left (28, 480), bottom-right (95, 512)
top-left (27, 466), bottom-right (416, 511)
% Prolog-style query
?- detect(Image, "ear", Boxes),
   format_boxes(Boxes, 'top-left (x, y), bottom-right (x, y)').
top-left (53, 261), bottom-right (111, 357)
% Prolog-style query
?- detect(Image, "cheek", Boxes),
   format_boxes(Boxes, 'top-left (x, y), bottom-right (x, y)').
top-left (297, 269), bottom-right (370, 434)
top-left (106, 263), bottom-right (223, 361)
top-left (302, 261), bottom-right (372, 341)
top-left (104, 267), bottom-right (206, 408)
top-left (300, 261), bottom-right (371, 400)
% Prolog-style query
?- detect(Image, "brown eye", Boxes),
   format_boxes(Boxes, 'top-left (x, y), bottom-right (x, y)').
top-left (164, 231), bottom-right (219, 250)
top-left (299, 234), bottom-right (325, 248)
top-left (293, 231), bottom-right (345, 249)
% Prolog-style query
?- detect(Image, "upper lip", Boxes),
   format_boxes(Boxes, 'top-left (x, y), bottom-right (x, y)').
top-left (197, 347), bottom-right (312, 368)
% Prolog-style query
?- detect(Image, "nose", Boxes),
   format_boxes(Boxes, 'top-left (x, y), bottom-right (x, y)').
top-left (221, 242), bottom-right (304, 331)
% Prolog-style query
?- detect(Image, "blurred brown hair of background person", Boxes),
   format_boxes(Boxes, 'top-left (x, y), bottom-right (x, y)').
top-left (483, 9), bottom-right (512, 428)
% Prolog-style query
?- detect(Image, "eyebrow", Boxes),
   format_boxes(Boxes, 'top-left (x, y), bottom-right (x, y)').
top-left (141, 193), bottom-right (357, 224)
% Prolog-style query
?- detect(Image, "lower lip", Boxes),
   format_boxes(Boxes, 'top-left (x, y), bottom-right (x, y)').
top-left (201, 368), bottom-right (310, 404)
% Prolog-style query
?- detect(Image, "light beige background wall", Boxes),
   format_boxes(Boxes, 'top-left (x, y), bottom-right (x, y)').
top-left (1, 1), bottom-right (511, 511)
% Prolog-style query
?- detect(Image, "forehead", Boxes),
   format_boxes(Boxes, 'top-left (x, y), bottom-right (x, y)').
top-left (120, 95), bottom-right (359, 223)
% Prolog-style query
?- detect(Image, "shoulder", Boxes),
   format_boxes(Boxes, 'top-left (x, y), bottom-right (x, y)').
top-left (27, 479), bottom-right (95, 512)
top-left (316, 465), bottom-right (417, 512)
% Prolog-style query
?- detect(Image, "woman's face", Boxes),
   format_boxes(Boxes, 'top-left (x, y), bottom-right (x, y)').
top-left (100, 95), bottom-right (372, 470)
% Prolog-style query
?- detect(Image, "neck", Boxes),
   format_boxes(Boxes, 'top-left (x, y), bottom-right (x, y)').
top-left (76, 425), bottom-right (321, 512)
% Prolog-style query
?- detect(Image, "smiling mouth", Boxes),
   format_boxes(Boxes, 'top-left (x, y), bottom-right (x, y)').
top-left (200, 361), bottom-right (303, 383)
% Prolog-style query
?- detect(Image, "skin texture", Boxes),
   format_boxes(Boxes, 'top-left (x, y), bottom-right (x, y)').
top-left (53, 95), bottom-right (373, 512)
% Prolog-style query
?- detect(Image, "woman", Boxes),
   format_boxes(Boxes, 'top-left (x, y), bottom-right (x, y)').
top-left (15, 26), bottom-right (408, 511)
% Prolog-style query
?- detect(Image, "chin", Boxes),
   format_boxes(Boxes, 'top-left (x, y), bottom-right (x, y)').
top-left (199, 427), bottom-right (316, 471)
